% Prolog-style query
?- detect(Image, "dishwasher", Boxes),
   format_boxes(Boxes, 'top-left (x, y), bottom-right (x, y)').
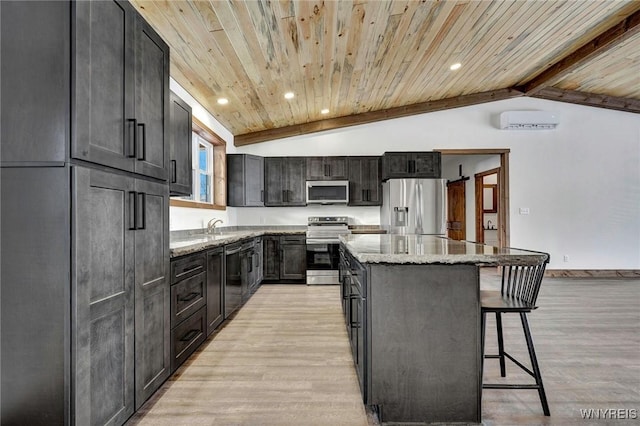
top-left (224, 243), bottom-right (242, 318)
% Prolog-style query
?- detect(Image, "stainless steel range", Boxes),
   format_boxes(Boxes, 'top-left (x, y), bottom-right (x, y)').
top-left (306, 216), bottom-right (351, 285)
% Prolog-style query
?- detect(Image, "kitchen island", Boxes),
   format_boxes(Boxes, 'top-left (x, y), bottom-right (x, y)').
top-left (339, 234), bottom-right (548, 424)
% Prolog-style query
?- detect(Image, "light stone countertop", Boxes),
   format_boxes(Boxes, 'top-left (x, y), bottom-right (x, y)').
top-left (340, 234), bottom-right (549, 266)
top-left (170, 228), bottom-right (305, 258)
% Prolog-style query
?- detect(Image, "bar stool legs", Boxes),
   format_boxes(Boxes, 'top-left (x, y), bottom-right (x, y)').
top-left (482, 311), bottom-right (550, 416)
top-left (496, 312), bottom-right (506, 377)
top-left (520, 312), bottom-right (550, 416)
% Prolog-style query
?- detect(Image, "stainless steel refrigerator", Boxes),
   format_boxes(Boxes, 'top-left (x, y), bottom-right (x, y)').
top-left (381, 178), bottom-right (447, 235)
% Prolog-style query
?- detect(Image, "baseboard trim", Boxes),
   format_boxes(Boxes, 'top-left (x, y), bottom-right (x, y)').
top-left (545, 269), bottom-right (640, 278)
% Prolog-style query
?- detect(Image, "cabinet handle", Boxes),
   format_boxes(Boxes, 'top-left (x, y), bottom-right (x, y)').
top-left (408, 159), bottom-right (415, 174)
top-left (362, 189), bottom-right (366, 201)
top-left (127, 119), bottom-right (137, 158)
top-left (137, 123), bottom-right (146, 161)
top-left (260, 190), bottom-right (264, 202)
top-left (179, 265), bottom-right (202, 275)
top-left (178, 292), bottom-right (200, 302)
top-left (282, 189), bottom-right (286, 203)
top-left (324, 163), bottom-right (330, 176)
top-left (248, 252), bottom-right (253, 272)
top-left (136, 192), bottom-right (146, 230)
top-left (180, 329), bottom-right (200, 342)
top-left (129, 191), bottom-right (137, 230)
top-left (170, 160), bottom-right (177, 183)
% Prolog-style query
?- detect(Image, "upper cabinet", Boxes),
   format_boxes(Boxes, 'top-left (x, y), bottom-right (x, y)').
top-left (227, 154), bottom-right (264, 207)
top-left (169, 92), bottom-right (192, 196)
top-left (73, 0), bottom-right (169, 181)
top-left (1, 0), bottom-right (70, 164)
top-left (306, 156), bottom-right (348, 180)
top-left (264, 157), bottom-right (306, 206)
top-left (381, 152), bottom-right (441, 180)
top-left (348, 157), bottom-right (382, 206)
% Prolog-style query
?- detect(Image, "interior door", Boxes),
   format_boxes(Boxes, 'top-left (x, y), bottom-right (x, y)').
top-left (447, 180), bottom-right (466, 240)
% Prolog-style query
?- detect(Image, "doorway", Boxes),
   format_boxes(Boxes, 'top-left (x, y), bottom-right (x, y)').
top-left (447, 180), bottom-right (466, 240)
top-left (475, 168), bottom-right (500, 245)
top-left (437, 149), bottom-right (510, 247)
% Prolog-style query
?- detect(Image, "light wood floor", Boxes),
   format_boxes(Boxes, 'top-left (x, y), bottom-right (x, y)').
top-left (129, 277), bottom-right (640, 426)
top-left (127, 285), bottom-right (369, 426)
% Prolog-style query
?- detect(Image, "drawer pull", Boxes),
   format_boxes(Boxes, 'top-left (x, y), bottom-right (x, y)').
top-left (180, 329), bottom-right (200, 342)
top-left (179, 265), bottom-right (202, 275)
top-left (178, 292), bottom-right (200, 303)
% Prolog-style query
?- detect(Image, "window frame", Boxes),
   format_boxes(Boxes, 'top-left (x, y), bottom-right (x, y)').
top-left (170, 117), bottom-right (227, 210)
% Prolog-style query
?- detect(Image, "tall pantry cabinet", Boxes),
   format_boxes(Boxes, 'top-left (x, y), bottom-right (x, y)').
top-left (1, 1), bottom-right (171, 425)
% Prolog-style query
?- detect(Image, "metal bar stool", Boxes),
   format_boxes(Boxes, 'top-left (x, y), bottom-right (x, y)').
top-left (481, 254), bottom-right (550, 416)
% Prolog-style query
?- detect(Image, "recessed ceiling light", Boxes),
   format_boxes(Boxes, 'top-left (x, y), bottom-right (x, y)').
top-left (321, 108), bottom-right (330, 114)
top-left (450, 63), bottom-right (462, 71)
top-left (284, 92), bottom-right (295, 100)
top-left (217, 98), bottom-right (229, 105)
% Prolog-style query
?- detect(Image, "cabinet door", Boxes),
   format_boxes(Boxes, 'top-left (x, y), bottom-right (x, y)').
top-left (1, 1), bottom-right (69, 163)
top-left (206, 248), bottom-right (224, 335)
top-left (254, 238), bottom-right (264, 284)
top-left (264, 157), bottom-right (284, 206)
top-left (349, 157), bottom-right (382, 206)
top-left (245, 155), bottom-right (265, 206)
top-left (169, 91), bottom-right (192, 196)
top-left (283, 157), bottom-right (306, 206)
top-left (73, 167), bottom-right (135, 426)
top-left (73, 0), bottom-right (136, 173)
top-left (306, 157), bottom-right (326, 180)
top-left (134, 178), bottom-right (170, 408)
top-left (134, 16), bottom-right (169, 181)
top-left (381, 152), bottom-right (410, 179)
top-left (280, 239), bottom-right (306, 281)
top-left (326, 157), bottom-right (349, 179)
top-left (413, 152), bottom-right (441, 178)
top-left (262, 236), bottom-right (280, 280)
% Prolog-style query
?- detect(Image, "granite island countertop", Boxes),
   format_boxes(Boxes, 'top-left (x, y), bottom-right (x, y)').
top-left (340, 234), bottom-right (548, 266)
top-left (170, 228), bottom-right (305, 258)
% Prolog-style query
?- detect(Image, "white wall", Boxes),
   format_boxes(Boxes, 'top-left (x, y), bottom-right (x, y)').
top-left (225, 97), bottom-right (640, 270)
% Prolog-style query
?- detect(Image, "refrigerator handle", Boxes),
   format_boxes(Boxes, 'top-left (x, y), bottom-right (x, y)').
top-left (416, 182), bottom-right (423, 233)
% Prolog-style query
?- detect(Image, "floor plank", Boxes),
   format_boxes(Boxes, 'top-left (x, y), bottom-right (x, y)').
top-left (129, 276), bottom-right (640, 425)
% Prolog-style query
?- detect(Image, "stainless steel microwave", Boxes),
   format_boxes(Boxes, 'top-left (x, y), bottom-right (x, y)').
top-left (306, 180), bottom-right (349, 204)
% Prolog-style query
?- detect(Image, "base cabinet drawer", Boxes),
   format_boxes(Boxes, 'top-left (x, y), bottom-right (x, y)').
top-left (171, 253), bottom-right (206, 284)
top-left (171, 271), bottom-right (206, 326)
top-left (171, 306), bottom-right (206, 372)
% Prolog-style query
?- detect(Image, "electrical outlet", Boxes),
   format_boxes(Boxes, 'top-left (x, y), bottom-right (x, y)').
top-left (563, 255), bottom-right (569, 262)
top-left (519, 207), bottom-right (530, 215)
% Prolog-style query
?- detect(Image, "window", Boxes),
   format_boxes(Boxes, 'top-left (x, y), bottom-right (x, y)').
top-left (170, 117), bottom-right (226, 210)
top-left (193, 133), bottom-right (213, 203)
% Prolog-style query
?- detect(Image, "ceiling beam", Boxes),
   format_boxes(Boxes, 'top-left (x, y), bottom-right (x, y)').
top-left (234, 88), bottom-right (523, 146)
top-left (518, 8), bottom-right (640, 95)
top-left (530, 87), bottom-right (640, 114)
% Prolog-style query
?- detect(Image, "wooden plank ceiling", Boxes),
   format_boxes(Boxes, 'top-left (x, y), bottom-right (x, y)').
top-left (130, 0), bottom-right (640, 145)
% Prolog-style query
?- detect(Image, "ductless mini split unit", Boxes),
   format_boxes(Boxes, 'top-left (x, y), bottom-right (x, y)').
top-left (498, 110), bottom-right (560, 130)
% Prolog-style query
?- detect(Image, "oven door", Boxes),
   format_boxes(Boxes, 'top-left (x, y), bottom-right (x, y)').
top-left (306, 241), bottom-right (340, 284)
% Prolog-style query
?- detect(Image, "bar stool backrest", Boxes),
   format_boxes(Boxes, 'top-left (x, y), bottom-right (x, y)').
top-left (500, 258), bottom-right (548, 306)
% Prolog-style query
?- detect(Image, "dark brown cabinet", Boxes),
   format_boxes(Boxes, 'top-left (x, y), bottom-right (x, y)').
top-left (263, 236), bottom-right (281, 280)
top-left (74, 1), bottom-right (169, 181)
top-left (381, 152), bottom-right (441, 180)
top-left (73, 167), bottom-right (170, 422)
top-left (206, 248), bottom-right (225, 335)
top-left (261, 235), bottom-right (306, 282)
top-left (169, 252), bottom-right (207, 373)
top-left (1, 2), bottom-right (171, 424)
top-left (306, 156), bottom-right (348, 180)
top-left (264, 157), bottom-right (306, 206)
top-left (169, 91), bottom-right (192, 196)
top-left (227, 154), bottom-right (264, 206)
top-left (348, 157), bottom-right (382, 206)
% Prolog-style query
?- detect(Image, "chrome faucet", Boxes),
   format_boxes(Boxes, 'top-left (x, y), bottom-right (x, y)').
top-left (207, 218), bottom-right (223, 234)
top-left (487, 220), bottom-right (493, 230)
